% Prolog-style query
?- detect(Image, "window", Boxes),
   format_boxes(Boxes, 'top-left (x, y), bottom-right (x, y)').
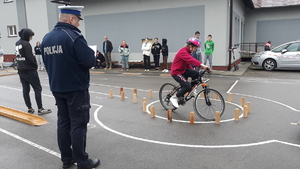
top-left (273, 44), bottom-right (289, 52)
top-left (7, 25), bottom-right (17, 37)
top-left (286, 43), bottom-right (300, 52)
top-left (4, 0), bottom-right (14, 3)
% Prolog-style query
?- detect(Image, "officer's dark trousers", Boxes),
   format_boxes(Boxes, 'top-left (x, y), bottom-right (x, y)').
top-left (53, 90), bottom-right (91, 168)
top-left (19, 70), bottom-right (43, 109)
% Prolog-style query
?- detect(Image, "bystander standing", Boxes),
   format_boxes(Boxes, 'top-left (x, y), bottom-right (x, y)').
top-left (161, 38), bottom-right (169, 72)
top-left (118, 40), bottom-right (130, 71)
top-left (141, 38), bottom-right (151, 71)
top-left (34, 41), bottom-right (44, 71)
top-left (204, 34), bottom-right (214, 69)
top-left (151, 37), bottom-right (162, 70)
top-left (103, 36), bottom-right (113, 70)
top-left (0, 46), bottom-right (4, 69)
top-left (15, 28), bottom-right (51, 115)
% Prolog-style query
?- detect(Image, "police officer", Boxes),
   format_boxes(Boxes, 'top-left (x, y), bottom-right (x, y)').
top-left (40, 6), bottom-right (99, 169)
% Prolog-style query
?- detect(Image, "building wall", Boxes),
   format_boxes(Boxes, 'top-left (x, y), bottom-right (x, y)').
top-left (231, 0), bottom-right (247, 63)
top-left (0, 0), bottom-right (56, 56)
top-left (245, 6), bottom-right (300, 47)
top-left (0, 1), bottom-right (19, 57)
top-left (0, 0), bottom-right (249, 69)
top-left (72, 0), bottom-right (233, 67)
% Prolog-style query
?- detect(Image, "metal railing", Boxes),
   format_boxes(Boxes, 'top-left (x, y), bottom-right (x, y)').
top-left (240, 42), bottom-right (265, 58)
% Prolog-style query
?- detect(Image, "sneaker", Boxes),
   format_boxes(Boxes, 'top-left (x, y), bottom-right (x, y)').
top-left (28, 109), bottom-right (35, 114)
top-left (162, 69), bottom-right (165, 72)
top-left (147, 69), bottom-right (150, 71)
top-left (126, 69), bottom-right (129, 71)
top-left (121, 68), bottom-right (124, 71)
top-left (109, 67), bottom-right (112, 70)
top-left (170, 96), bottom-right (179, 108)
top-left (62, 160), bottom-right (76, 169)
top-left (178, 97), bottom-right (185, 106)
top-left (104, 68), bottom-right (107, 70)
top-left (145, 69), bottom-right (147, 71)
top-left (38, 108), bottom-right (52, 115)
top-left (165, 69), bottom-right (169, 73)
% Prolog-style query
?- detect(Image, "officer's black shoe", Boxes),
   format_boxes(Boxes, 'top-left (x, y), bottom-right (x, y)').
top-left (62, 160), bottom-right (76, 169)
top-left (79, 159), bottom-right (100, 169)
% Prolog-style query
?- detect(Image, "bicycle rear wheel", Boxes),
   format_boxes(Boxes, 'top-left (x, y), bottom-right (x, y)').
top-left (193, 88), bottom-right (225, 121)
top-left (159, 83), bottom-right (178, 111)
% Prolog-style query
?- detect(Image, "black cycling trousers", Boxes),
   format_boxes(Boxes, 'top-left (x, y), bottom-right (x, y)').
top-left (172, 68), bottom-right (199, 98)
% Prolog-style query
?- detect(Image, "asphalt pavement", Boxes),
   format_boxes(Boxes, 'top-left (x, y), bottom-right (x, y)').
top-left (1, 62), bottom-right (300, 169)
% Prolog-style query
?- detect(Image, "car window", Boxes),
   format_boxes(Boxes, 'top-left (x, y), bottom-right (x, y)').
top-left (286, 43), bottom-right (300, 52)
top-left (272, 44), bottom-right (289, 52)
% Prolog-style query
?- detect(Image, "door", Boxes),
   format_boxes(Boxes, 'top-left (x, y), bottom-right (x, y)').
top-left (280, 42), bottom-right (300, 67)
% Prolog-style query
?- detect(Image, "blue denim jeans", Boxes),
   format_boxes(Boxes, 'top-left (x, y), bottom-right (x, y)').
top-left (121, 55), bottom-right (129, 69)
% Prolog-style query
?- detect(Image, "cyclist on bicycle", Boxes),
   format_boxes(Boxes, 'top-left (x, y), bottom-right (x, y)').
top-left (170, 37), bottom-right (210, 108)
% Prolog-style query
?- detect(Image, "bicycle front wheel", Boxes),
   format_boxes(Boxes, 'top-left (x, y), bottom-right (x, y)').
top-left (159, 83), bottom-right (178, 111)
top-left (193, 88), bottom-right (225, 121)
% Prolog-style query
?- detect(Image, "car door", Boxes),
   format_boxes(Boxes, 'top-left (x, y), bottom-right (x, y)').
top-left (280, 42), bottom-right (300, 68)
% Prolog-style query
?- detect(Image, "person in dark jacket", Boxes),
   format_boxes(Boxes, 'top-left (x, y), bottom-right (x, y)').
top-left (151, 37), bottom-right (162, 70)
top-left (161, 38), bottom-right (169, 72)
top-left (95, 50), bottom-right (105, 69)
top-left (40, 6), bottom-right (99, 169)
top-left (15, 28), bottom-right (51, 115)
top-left (265, 41), bottom-right (271, 51)
top-left (103, 36), bottom-right (113, 70)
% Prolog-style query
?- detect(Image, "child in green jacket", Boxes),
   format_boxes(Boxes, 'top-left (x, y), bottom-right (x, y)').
top-left (204, 35), bottom-right (214, 69)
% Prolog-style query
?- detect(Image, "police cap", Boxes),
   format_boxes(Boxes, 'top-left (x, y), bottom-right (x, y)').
top-left (58, 6), bottom-right (84, 20)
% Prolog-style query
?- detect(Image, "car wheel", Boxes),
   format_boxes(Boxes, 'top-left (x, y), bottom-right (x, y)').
top-left (263, 59), bottom-right (276, 71)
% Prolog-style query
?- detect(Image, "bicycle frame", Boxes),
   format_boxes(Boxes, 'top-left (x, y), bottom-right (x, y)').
top-left (173, 70), bottom-right (211, 103)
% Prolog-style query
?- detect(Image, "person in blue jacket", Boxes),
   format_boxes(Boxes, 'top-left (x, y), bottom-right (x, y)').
top-left (40, 6), bottom-right (100, 169)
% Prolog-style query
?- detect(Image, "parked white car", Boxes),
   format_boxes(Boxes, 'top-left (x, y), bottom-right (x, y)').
top-left (251, 40), bottom-right (300, 70)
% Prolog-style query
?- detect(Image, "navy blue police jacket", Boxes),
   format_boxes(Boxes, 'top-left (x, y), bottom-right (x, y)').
top-left (41, 22), bottom-right (95, 92)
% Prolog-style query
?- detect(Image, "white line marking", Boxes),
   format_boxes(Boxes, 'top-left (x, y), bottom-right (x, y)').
top-left (0, 85), bottom-right (127, 100)
top-left (232, 92), bottom-right (300, 112)
top-left (146, 100), bottom-right (244, 123)
top-left (89, 83), bottom-right (158, 93)
top-left (275, 140), bottom-right (300, 148)
top-left (291, 123), bottom-right (298, 126)
top-left (227, 80), bottom-right (239, 93)
top-left (93, 106), bottom-right (300, 148)
top-left (0, 104), bottom-right (102, 161)
top-left (0, 127), bottom-right (61, 158)
top-left (89, 91), bottom-right (128, 98)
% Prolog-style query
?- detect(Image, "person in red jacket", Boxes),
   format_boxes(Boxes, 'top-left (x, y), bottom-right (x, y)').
top-left (170, 37), bottom-right (210, 108)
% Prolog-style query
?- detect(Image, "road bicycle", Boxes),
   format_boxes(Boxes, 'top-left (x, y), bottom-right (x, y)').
top-left (231, 45), bottom-right (239, 71)
top-left (159, 69), bottom-right (225, 121)
top-left (12, 57), bottom-right (17, 70)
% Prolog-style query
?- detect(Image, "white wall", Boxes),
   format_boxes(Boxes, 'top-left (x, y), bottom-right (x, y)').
top-left (0, 1), bottom-right (19, 55)
top-left (72, 0), bottom-right (237, 67)
top-left (25, 0), bottom-right (50, 49)
top-left (232, 0), bottom-right (247, 63)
